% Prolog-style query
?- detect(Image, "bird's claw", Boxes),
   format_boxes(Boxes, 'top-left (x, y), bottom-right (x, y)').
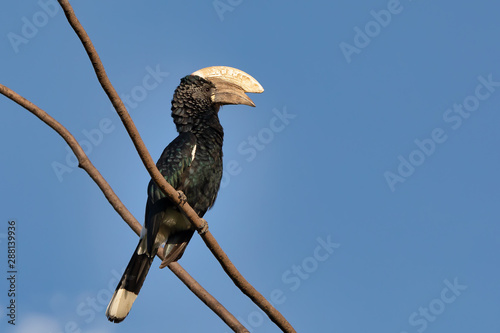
top-left (198, 219), bottom-right (209, 235)
top-left (177, 190), bottom-right (187, 206)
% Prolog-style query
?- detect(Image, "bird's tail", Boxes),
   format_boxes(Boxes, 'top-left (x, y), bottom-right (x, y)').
top-left (106, 241), bottom-right (156, 323)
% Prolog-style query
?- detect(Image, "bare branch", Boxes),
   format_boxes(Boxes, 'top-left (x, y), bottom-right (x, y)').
top-left (0, 83), bottom-right (248, 333)
top-left (57, 1), bottom-right (296, 331)
top-left (168, 262), bottom-right (250, 332)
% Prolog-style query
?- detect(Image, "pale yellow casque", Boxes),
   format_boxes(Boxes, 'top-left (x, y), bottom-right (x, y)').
top-left (191, 66), bottom-right (264, 94)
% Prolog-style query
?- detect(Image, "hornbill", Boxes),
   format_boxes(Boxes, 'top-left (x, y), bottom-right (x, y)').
top-left (106, 66), bottom-right (263, 323)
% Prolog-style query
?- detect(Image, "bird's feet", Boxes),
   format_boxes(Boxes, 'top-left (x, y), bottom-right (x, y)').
top-left (197, 218), bottom-right (209, 235)
top-left (177, 190), bottom-right (188, 206)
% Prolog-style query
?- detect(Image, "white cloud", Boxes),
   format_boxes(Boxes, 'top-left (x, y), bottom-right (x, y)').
top-left (11, 313), bottom-right (113, 333)
top-left (12, 314), bottom-right (62, 333)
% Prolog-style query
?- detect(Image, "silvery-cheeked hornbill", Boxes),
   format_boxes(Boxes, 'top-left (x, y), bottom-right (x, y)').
top-left (106, 66), bottom-right (264, 323)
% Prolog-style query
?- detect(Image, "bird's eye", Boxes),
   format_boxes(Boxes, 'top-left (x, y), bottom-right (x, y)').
top-left (205, 87), bottom-right (210, 92)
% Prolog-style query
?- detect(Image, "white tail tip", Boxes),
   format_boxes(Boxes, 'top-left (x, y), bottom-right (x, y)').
top-left (106, 289), bottom-right (138, 323)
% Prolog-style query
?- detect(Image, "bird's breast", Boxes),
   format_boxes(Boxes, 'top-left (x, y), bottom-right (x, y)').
top-left (182, 146), bottom-right (223, 216)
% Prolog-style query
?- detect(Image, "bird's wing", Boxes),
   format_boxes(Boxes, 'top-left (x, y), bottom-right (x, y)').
top-left (144, 132), bottom-right (197, 255)
top-left (149, 132), bottom-right (197, 199)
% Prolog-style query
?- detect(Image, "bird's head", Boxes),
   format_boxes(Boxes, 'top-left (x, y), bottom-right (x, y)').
top-left (171, 66), bottom-right (263, 132)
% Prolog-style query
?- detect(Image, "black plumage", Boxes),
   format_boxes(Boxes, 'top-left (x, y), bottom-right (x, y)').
top-left (106, 67), bottom-right (262, 323)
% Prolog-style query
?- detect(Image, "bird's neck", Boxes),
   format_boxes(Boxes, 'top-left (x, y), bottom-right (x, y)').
top-left (174, 109), bottom-right (224, 149)
top-left (195, 114), bottom-right (224, 153)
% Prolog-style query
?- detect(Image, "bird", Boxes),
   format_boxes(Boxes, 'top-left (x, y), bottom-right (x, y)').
top-left (105, 66), bottom-right (263, 323)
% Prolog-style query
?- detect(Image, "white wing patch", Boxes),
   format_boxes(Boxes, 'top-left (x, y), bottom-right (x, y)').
top-left (191, 144), bottom-right (197, 161)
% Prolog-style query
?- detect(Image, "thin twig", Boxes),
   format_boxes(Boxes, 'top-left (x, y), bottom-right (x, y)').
top-left (56, 1), bottom-right (296, 331)
top-left (0, 83), bottom-right (248, 333)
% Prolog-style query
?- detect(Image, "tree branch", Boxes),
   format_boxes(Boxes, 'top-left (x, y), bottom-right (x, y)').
top-left (57, 1), bottom-right (296, 331)
top-left (0, 83), bottom-right (248, 333)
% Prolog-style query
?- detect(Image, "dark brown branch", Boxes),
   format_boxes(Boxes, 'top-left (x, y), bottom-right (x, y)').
top-left (57, 1), bottom-right (296, 332)
top-left (0, 83), bottom-right (248, 333)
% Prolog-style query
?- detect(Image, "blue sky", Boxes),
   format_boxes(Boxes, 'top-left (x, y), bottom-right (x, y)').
top-left (1, 1), bottom-right (500, 332)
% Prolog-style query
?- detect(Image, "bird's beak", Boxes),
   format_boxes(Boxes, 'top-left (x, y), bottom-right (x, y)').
top-left (191, 66), bottom-right (264, 107)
